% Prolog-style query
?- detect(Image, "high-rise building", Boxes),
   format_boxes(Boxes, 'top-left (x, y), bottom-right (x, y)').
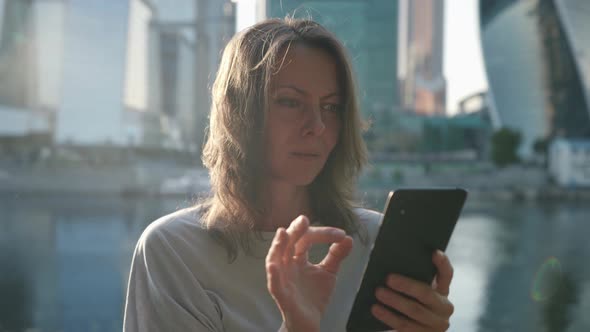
top-left (193, 0), bottom-right (236, 153)
top-left (146, 0), bottom-right (235, 152)
top-left (480, 0), bottom-right (590, 157)
top-left (398, 0), bottom-right (446, 116)
top-left (0, 0), bottom-right (235, 151)
top-left (0, 0), bottom-right (158, 146)
top-left (264, 0), bottom-right (400, 117)
top-left (147, 0), bottom-right (199, 151)
top-left (55, 0), bottom-right (150, 146)
top-left (0, 0), bottom-right (58, 139)
top-left (0, 0), bottom-right (35, 109)
top-left (147, 22), bottom-right (196, 150)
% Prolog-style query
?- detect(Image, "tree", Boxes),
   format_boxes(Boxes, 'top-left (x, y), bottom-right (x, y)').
top-left (533, 136), bottom-right (551, 167)
top-left (490, 127), bottom-right (521, 167)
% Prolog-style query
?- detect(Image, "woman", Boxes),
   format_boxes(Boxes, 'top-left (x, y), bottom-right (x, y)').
top-left (124, 18), bottom-right (454, 332)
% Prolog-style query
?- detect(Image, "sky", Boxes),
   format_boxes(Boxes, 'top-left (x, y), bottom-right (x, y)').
top-left (443, 0), bottom-right (488, 114)
top-left (235, 0), bottom-right (488, 115)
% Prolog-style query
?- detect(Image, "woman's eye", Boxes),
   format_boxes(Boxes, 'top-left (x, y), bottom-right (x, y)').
top-left (322, 103), bottom-right (342, 113)
top-left (277, 98), bottom-right (300, 108)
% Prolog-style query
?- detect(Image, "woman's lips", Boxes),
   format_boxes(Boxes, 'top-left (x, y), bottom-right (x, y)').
top-left (291, 152), bottom-right (320, 159)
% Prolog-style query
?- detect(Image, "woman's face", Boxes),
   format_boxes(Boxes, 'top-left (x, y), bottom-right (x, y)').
top-left (264, 44), bottom-right (342, 186)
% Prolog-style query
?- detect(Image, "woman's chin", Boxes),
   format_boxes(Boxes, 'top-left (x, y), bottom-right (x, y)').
top-left (271, 172), bottom-right (321, 187)
top-left (291, 175), bottom-right (319, 187)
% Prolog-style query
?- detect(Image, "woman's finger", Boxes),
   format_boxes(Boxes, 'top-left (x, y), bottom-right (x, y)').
top-left (385, 274), bottom-right (447, 313)
top-left (285, 215), bottom-right (310, 261)
top-left (293, 226), bottom-right (346, 257)
top-left (386, 273), bottom-right (455, 319)
top-left (375, 287), bottom-right (449, 330)
top-left (266, 228), bottom-right (288, 302)
top-left (266, 228), bottom-right (287, 269)
top-left (319, 236), bottom-right (353, 274)
top-left (371, 304), bottom-right (427, 332)
top-left (433, 250), bottom-right (454, 297)
top-left (267, 261), bottom-right (285, 302)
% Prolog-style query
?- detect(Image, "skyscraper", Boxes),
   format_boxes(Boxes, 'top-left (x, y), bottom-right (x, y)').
top-left (193, 0), bottom-right (236, 153)
top-left (0, 0), bottom-right (235, 151)
top-left (480, 0), bottom-right (590, 157)
top-left (398, 0), bottom-right (446, 116)
top-left (147, 21), bottom-right (196, 150)
top-left (0, 0), bottom-right (60, 140)
top-left (265, 0), bottom-right (400, 117)
top-left (147, 0), bottom-right (235, 152)
top-left (0, 0), bottom-right (35, 109)
top-left (56, 0), bottom-right (151, 146)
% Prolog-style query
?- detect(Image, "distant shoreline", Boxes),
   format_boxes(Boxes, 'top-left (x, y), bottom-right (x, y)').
top-left (2, 185), bottom-right (589, 205)
top-left (463, 186), bottom-right (590, 202)
top-left (359, 185), bottom-right (590, 205)
top-left (2, 162), bottom-right (589, 202)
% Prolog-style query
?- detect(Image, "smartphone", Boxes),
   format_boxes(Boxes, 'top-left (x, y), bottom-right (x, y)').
top-left (346, 188), bottom-right (468, 332)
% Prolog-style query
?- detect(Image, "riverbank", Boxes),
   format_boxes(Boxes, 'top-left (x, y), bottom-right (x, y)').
top-left (0, 161), bottom-right (209, 196)
top-left (360, 162), bottom-right (590, 203)
top-left (463, 186), bottom-right (590, 202)
top-left (1, 161), bottom-right (589, 202)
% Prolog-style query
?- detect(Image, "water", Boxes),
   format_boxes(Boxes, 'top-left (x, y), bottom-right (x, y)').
top-left (1, 193), bottom-right (589, 332)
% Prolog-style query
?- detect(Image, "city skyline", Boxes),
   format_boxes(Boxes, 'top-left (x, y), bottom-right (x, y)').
top-left (236, 0), bottom-right (488, 115)
top-left (264, 0), bottom-right (400, 117)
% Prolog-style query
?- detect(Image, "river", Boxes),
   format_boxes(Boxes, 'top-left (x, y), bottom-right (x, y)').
top-left (0, 193), bottom-right (589, 331)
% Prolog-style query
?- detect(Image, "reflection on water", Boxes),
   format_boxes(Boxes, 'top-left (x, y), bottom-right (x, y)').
top-left (531, 257), bottom-right (562, 302)
top-left (446, 214), bottom-right (500, 332)
top-left (0, 193), bottom-right (589, 331)
top-left (0, 194), bottom-right (192, 332)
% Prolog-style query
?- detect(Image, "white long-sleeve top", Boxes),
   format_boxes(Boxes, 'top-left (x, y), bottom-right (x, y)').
top-left (123, 206), bottom-right (381, 332)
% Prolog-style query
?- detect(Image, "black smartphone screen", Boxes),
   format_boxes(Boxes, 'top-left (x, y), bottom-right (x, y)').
top-left (346, 188), bottom-right (467, 332)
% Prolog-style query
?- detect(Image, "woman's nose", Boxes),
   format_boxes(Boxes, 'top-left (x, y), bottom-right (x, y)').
top-left (302, 104), bottom-right (326, 136)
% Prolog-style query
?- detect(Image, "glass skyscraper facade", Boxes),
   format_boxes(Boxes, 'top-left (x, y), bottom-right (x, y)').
top-left (0, 0), bottom-right (35, 109)
top-left (480, 0), bottom-right (590, 157)
top-left (266, 0), bottom-right (400, 116)
top-left (0, 0), bottom-right (62, 140)
top-left (399, 0), bottom-right (446, 116)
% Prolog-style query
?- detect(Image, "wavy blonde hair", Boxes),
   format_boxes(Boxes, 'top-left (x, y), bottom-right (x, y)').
top-left (200, 17), bottom-right (368, 261)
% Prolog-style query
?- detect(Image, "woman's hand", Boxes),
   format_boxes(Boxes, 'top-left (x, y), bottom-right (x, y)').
top-left (371, 250), bottom-right (455, 332)
top-left (265, 215), bottom-right (353, 332)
